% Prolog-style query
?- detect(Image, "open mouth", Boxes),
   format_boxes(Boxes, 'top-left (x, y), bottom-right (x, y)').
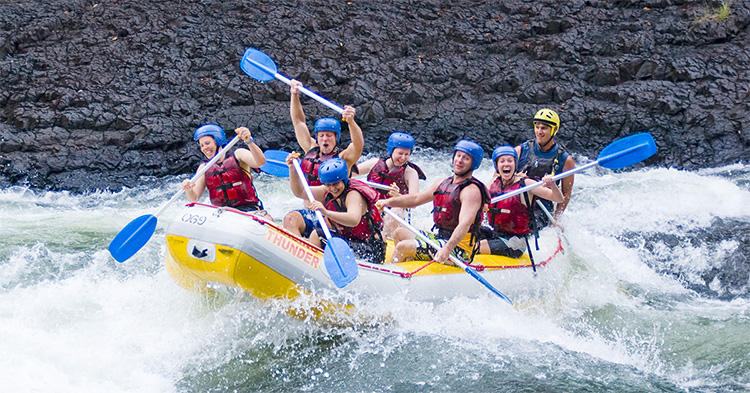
top-left (501, 168), bottom-right (512, 175)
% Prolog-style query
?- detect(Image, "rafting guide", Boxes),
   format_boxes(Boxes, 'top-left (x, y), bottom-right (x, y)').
top-left (515, 109), bottom-right (575, 226)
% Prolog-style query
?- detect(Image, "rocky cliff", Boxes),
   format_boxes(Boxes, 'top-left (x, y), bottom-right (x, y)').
top-left (1, 0), bottom-right (748, 192)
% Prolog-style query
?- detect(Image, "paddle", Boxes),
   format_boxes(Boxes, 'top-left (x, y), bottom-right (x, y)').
top-left (240, 47), bottom-right (344, 114)
top-left (357, 179), bottom-right (391, 192)
top-left (491, 132), bottom-right (657, 204)
top-left (260, 149), bottom-right (290, 177)
top-left (291, 159), bottom-right (358, 288)
top-left (108, 136), bottom-right (241, 262)
top-left (382, 208), bottom-right (514, 305)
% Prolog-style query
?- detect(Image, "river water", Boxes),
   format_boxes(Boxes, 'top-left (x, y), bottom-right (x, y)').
top-left (1, 150), bottom-right (749, 392)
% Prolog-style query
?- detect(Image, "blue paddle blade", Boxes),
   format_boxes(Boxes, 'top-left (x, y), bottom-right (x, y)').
top-left (597, 132), bottom-right (657, 170)
top-left (464, 267), bottom-right (514, 305)
top-left (323, 237), bottom-right (359, 288)
top-left (240, 48), bottom-right (277, 82)
top-left (108, 214), bottom-right (158, 262)
top-left (260, 150), bottom-right (290, 177)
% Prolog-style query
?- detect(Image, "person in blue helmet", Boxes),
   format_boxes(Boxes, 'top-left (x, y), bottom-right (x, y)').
top-left (514, 109), bottom-right (575, 226)
top-left (181, 124), bottom-right (272, 220)
top-left (356, 131), bottom-right (427, 238)
top-left (478, 145), bottom-right (562, 258)
top-left (286, 155), bottom-right (386, 263)
top-left (376, 139), bottom-right (490, 265)
top-left (283, 79), bottom-right (365, 240)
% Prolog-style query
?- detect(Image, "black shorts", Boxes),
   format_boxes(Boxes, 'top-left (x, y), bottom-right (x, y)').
top-left (317, 228), bottom-right (386, 264)
top-left (480, 227), bottom-right (526, 258)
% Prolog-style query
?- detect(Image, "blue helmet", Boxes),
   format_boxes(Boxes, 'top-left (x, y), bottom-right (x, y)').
top-left (314, 118), bottom-right (341, 142)
top-left (492, 145), bottom-right (517, 171)
top-left (193, 124), bottom-right (227, 147)
top-left (387, 132), bottom-right (416, 156)
top-left (318, 158), bottom-right (349, 185)
top-left (454, 139), bottom-right (484, 171)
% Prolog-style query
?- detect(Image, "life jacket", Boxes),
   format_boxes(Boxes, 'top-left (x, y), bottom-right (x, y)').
top-left (432, 177), bottom-right (490, 233)
top-left (367, 157), bottom-right (426, 198)
top-left (517, 139), bottom-right (569, 180)
top-left (323, 179), bottom-right (384, 242)
top-left (486, 178), bottom-right (531, 235)
top-left (204, 153), bottom-right (261, 209)
top-left (432, 176), bottom-right (490, 262)
top-left (299, 146), bottom-right (341, 186)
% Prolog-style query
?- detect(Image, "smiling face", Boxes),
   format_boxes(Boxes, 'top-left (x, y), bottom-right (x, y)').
top-left (495, 155), bottom-right (516, 181)
top-left (452, 150), bottom-right (474, 177)
top-left (534, 122), bottom-right (554, 146)
top-left (198, 135), bottom-right (219, 160)
top-left (316, 131), bottom-right (338, 155)
top-left (323, 180), bottom-right (346, 198)
top-left (390, 147), bottom-right (412, 167)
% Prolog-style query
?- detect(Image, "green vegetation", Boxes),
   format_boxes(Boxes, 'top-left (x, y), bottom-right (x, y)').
top-left (694, 1), bottom-right (732, 23)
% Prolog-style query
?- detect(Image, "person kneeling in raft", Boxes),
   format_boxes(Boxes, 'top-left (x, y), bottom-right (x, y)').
top-left (286, 154), bottom-right (386, 264)
top-left (356, 131), bottom-right (426, 238)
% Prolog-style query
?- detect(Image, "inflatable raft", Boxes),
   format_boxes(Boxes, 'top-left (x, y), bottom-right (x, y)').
top-left (165, 203), bottom-right (565, 309)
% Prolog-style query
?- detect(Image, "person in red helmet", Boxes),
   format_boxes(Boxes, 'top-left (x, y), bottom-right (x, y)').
top-left (181, 124), bottom-right (272, 220)
top-left (283, 79), bottom-right (365, 239)
top-left (515, 108), bottom-right (575, 225)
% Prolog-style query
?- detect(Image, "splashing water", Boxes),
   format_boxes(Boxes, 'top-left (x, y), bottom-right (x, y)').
top-left (1, 154), bottom-right (749, 392)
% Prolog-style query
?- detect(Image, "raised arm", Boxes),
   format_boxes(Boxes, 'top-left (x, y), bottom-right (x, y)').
top-left (234, 127), bottom-right (265, 169)
top-left (338, 105), bottom-right (364, 168)
top-left (290, 80), bottom-right (316, 153)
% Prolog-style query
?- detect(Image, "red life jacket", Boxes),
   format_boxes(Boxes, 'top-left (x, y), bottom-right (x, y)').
top-left (367, 157), bottom-right (426, 198)
top-left (205, 153), bottom-right (261, 209)
top-left (432, 176), bottom-right (489, 233)
top-left (486, 178), bottom-right (531, 235)
top-left (299, 146), bottom-right (341, 186)
top-left (324, 179), bottom-right (384, 241)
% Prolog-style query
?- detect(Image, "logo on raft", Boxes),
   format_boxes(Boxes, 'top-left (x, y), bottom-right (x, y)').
top-left (265, 227), bottom-right (321, 270)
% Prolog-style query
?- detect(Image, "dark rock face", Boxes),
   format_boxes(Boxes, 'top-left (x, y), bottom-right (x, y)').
top-left (1, 0), bottom-right (748, 192)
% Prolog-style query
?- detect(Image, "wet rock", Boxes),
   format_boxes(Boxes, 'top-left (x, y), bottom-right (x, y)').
top-left (0, 0), bottom-right (749, 191)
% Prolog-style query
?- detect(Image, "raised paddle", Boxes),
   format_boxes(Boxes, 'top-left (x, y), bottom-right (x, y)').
top-left (491, 132), bottom-right (657, 204)
top-left (109, 136), bottom-right (242, 262)
top-left (240, 47), bottom-right (344, 114)
top-left (291, 159), bottom-right (358, 288)
top-left (382, 208), bottom-right (514, 306)
top-left (259, 149), bottom-right (290, 177)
